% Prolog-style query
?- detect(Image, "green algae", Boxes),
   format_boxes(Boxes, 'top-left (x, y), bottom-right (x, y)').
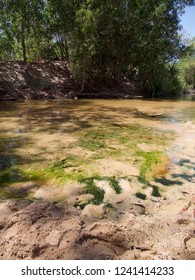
top-left (136, 150), bottom-right (168, 183)
top-left (78, 176), bottom-right (122, 206)
top-left (75, 123), bottom-right (172, 156)
top-left (0, 118), bottom-right (174, 204)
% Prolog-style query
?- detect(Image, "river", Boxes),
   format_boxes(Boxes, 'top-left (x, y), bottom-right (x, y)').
top-left (0, 99), bottom-right (194, 205)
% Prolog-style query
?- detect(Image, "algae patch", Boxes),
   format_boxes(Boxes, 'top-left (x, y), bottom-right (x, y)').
top-left (0, 119), bottom-right (174, 205)
top-left (136, 151), bottom-right (169, 183)
top-left (75, 176), bottom-right (122, 208)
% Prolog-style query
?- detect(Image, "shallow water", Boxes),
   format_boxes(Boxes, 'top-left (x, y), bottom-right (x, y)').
top-left (0, 99), bottom-right (195, 203)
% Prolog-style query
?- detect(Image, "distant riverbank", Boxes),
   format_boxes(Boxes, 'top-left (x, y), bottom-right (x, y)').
top-left (0, 61), bottom-right (141, 101)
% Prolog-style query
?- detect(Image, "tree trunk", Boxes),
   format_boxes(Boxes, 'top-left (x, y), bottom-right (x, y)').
top-left (64, 39), bottom-right (69, 60)
top-left (21, 19), bottom-right (27, 62)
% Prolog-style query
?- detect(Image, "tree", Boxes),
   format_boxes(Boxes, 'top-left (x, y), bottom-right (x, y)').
top-left (0, 0), bottom-right (194, 96)
top-left (0, 0), bottom-right (46, 61)
top-left (44, 0), bottom-right (81, 60)
top-left (178, 38), bottom-right (195, 90)
top-left (69, 0), bottom-right (192, 94)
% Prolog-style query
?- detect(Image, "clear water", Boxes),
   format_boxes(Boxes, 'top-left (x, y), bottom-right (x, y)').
top-left (0, 99), bottom-right (194, 200)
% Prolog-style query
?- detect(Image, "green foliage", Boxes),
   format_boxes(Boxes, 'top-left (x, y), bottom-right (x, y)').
top-left (0, 0), bottom-right (194, 96)
top-left (0, 0), bottom-right (50, 61)
top-left (177, 38), bottom-right (195, 90)
top-left (137, 63), bottom-right (182, 98)
top-left (183, 61), bottom-right (195, 89)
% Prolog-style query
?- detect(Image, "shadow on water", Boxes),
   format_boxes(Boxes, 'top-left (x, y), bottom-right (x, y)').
top-left (0, 130), bottom-right (49, 166)
top-left (178, 159), bottom-right (195, 168)
top-left (0, 100), bottom-right (142, 135)
top-left (0, 99), bottom-right (194, 135)
top-left (0, 99), bottom-right (194, 193)
top-left (155, 177), bottom-right (183, 186)
top-left (172, 173), bottom-right (194, 182)
top-left (135, 192), bottom-right (147, 200)
top-left (150, 185), bottom-right (162, 197)
top-left (0, 136), bottom-right (27, 171)
top-left (178, 159), bottom-right (191, 166)
top-left (0, 99), bottom-right (148, 191)
top-left (0, 130), bottom-right (48, 189)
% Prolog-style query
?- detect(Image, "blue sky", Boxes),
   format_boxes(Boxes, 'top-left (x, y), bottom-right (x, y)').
top-left (180, 6), bottom-right (195, 38)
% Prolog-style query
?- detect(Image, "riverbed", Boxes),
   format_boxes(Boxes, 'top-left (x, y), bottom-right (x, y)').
top-left (0, 99), bottom-right (194, 203)
top-left (0, 99), bottom-right (195, 259)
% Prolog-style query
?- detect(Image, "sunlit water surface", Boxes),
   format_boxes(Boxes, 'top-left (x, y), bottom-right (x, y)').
top-left (0, 99), bottom-right (194, 202)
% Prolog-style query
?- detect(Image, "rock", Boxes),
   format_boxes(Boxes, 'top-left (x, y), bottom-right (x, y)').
top-left (45, 230), bottom-right (63, 246)
top-left (81, 204), bottom-right (106, 219)
top-left (186, 237), bottom-right (195, 253)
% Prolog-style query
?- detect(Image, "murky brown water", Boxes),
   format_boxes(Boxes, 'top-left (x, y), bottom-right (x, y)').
top-left (0, 99), bottom-right (195, 202)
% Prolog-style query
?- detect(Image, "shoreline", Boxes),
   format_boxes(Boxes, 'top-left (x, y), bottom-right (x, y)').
top-left (0, 60), bottom-right (142, 101)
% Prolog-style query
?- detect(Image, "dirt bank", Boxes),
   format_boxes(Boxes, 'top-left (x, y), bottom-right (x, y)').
top-left (0, 61), bottom-right (140, 101)
top-left (0, 61), bottom-right (73, 100)
top-left (0, 180), bottom-right (194, 260)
